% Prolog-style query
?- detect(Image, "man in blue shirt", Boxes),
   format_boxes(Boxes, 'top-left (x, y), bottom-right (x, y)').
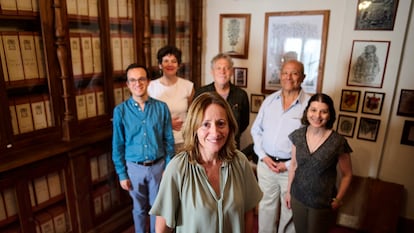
top-left (112, 63), bottom-right (174, 233)
top-left (251, 60), bottom-right (310, 233)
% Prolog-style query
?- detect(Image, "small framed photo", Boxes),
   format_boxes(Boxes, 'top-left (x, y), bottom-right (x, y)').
top-left (401, 120), bottom-right (414, 146)
top-left (397, 89), bottom-right (414, 117)
top-left (362, 91), bottom-right (385, 115)
top-left (340, 90), bottom-right (361, 113)
top-left (347, 40), bottom-right (390, 88)
top-left (233, 67), bottom-right (248, 87)
top-left (251, 94), bottom-right (265, 113)
top-left (357, 117), bottom-right (381, 142)
top-left (337, 115), bottom-right (357, 138)
top-left (355, 0), bottom-right (399, 30)
top-left (219, 14), bottom-right (251, 59)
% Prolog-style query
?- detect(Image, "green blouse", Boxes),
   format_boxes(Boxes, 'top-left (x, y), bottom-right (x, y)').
top-left (149, 150), bottom-right (262, 233)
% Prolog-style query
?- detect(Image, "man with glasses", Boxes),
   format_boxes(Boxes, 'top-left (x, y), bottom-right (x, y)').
top-left (112, 63), bottom-right (174, 233)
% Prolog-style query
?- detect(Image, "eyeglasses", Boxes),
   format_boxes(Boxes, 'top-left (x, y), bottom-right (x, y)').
top-left (128, 78), bottom-right (148, 84)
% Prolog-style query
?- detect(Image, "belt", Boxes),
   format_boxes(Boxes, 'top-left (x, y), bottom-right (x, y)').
top-left (268, 156), bottom-right (291, 163)
top-left (133, 157), bottom-right (163, 166)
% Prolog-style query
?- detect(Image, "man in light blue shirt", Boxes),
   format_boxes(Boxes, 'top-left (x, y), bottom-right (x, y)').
top-left (251, 60), bottom-right (310, 233)
top-left (112, 63), bottom-right (174, 233)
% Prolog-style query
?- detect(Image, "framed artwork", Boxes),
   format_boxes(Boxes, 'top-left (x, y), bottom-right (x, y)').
top-left (347, 40), bottom-right (390, 88)
top-left (355, 0), bottom-right (399, 30)
top-left (362, 91), bottom-right (385, 115)
top-left (340, 90), bottom-right (361, 113)
top-left (251, 94), bottom-right (265, 113)
top-left (401, 120), bottom-right (414, 146)
top-left (233, 67), bottom-right (248, 87)
top-left (337, 114), bottom-right (357, 138)
top-left (261, 10), bottom-right (330, 94)
top-left (397, 89), bottom-right (414, 117)
top-left (219, 14), bottom-right (251, 59)
top-left (357, 117), bottom-right (381, 142)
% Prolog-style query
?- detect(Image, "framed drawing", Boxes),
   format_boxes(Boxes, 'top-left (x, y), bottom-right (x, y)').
top-left (261, 10), bottom-right (329, 94)
top-left (357, 117), bottom-right (380, 142)
top-left (355, 0), bottom-right (399, 30)
top-left (362, 91), bottom-right (385, 115)
top-left (337, 114), bottom-right (357, 138)
top-left (233, 67), bottom-right (247, 87)
top-left (251, 94), bottom-right (265, 113)
top-left (340, 90), bottom-right (361, 113)
top-left (397, 89), bottom-right (414, 117)
top-left (219, 14), bottom-right (251, 59)
top-left (347, 40), bottom-right (390, 88)
top-left (401, 120), bottom-right (414, 146)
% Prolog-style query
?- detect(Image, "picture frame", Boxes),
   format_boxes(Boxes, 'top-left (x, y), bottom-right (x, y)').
top-left (337, 114), bottom-right (357, 138)
top-left (355, 0), bottom-right (399, 30)
top-left (261, 10), bottom-right (330, 94)
top-left (397, 89), bottom-right (414, 117)
top-left (347, 40), bottom-right (390, 88)
top-left (340, 90), bottom-right (361, 113)
top-left (362, 91), bottom-right (385, 115)
top-left (357, 117), bottom-right (381, 142)
top-left (251, 94), bottom-right (265, 113)
top-left (233, 67), bottom-right (247, 87)
top-left (401, 120), bottom-right (414, 146)
top-left (219, 14), bottom-right (251, 59)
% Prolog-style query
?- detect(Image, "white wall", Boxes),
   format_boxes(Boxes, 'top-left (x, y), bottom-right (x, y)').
top-left (202, 0), bottom-right (414, 219)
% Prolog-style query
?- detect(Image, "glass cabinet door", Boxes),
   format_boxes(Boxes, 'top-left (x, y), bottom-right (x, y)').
top-left (175, 0), bottom-right (191, 80)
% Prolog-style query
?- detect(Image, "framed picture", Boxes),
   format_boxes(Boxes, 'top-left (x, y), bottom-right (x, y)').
top-left (340, 90), bottom-right (361, 113)
top-left (337, 114), bottom-right (357, 138)
top-left (219, 14), bottom-right (251, 59)
top-left (362, 91), bottom-right (385, 115)
top-left (233, 67), bottom-right (247, 87)
top-left (261, 10), bottom-right (329, 94)
top-left (347, 40), bottom-right (390, 88)
top-left (401, 120), bottom-right (414, 146)
top-left (397, 89), bottom-right (414, 117)
top-left (357, 117), bottom-right (381, 142)
top-left (355, 0), bottom-right (399, 30)
top-left (251, 94), bottom-right (265, 113)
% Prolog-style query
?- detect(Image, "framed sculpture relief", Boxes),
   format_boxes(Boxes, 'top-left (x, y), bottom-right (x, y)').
top-left (337, 114), bottom-right (357, 138)
top-left (401, 120), bottom-right (414, 146)
top-left (357, 117), bottom-right (381, 142)
top-left (362, 91), bottom-right (385, 115)
top-left (347, 40), bottom-right (390, 88)
top-left (251, 94), bottom-right (265, 113)
top-left (233, 67), bottom-right (247, 87)
top-left (261, 10), bottom-right (329, 94)
top-left (219, 14), bottom-right (251, 59)
top-left (397, 89), bottom-right (414, 117)
top-left (355, 0), bottom-right (399, 30)
top-left (340, 90), bottom-right (361, 113)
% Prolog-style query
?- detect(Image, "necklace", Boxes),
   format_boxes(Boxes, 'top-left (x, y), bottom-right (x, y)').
top-left (306, 129), bottom-right (328, 153)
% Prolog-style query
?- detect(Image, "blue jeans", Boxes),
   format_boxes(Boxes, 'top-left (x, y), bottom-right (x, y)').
top-left (127, 159), bottom-right (165, 233)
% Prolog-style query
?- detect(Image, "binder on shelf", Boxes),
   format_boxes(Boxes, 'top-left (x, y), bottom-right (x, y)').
top-left (16, 0), bottom-right (33, 15)
top-left (47, 171), bottom-right (63, 198)
top-left (123, 86), bottom-right (130, 101)
top-left (110, 35), bottom-right (122, 73)
top-left (2, 32), bottom-right (25, 83)
top-left (34, 212), bottom-right (54, 233)
top-left (91, 34), bottom-right (102, 75)
top-left (117, 0), bottom-right (128, 19)
top-left (75, 90), bottom-right (87, 120)
top-left (88, 0), bottom-right (98, 18)
top-left (113, 83), bottom-right (124, 106)
top-left (121, 34), bottom-right (133, 70)
top-left (30, 94), bottom-right (48, 130)
top-left (159, 0), bottom-right (168, 20)
top-left (47, 205), bottom-right (67, 233)
top-left (90, 156), bottom-right (99, 182)
top-left (28, 182), bottom-right (36, 207)
top-left (69, 34), bottom-right (83, 78)
top-left (66, 0), bottom-right (77, 16)
top-left (8, 98), bottom-right (19, 135)
top-left (101, 185), bottom-right (111, 212)
top-left (95, 87), bottom-right (105, 116)
top-left (31, 0), bottom-right (39, 13)
top-left (18, 32), bottom-right (39, 81)
top-left (92, 189), bottom-right (102, 216)
top-left (85, 88), bottom-right (97, 118)
top-left (98, 153), bottom-right (109, 178)
top-left (15, 95), bottom-right (34, 134)
top-left (33, 32), bottom-right (46, 79)
top-left (3, 188), bottom-right (17, 217)
top-left (33, 175), bottom-right (50, 205)
top-left (110, 187), bottom-right (120, 206)
top-left (76, 0), bottom-right (88, 16)
top-left (127, 0), bottom-right (133, 19)
top-left (150, 36), bottom-right (167, 67)
top-left (0, 35), bottom-right (9, 83)
top-left (0, 192), bottom-right (7, 221)
top-left (108, 0), bottom-right (118, 19)
top-left (0, 0), bottom-right (18, 14)
top-left (42, 93), bottom-right (53, 127)
top-left (80, 34), bottom-right (93, 76)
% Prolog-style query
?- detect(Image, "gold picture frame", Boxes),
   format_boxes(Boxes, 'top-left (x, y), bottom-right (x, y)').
top-left (219, 14), bottom-right (251, 59)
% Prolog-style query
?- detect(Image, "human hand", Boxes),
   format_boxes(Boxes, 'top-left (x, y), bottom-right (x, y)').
top-left (120, 179), bottom-right (132, 191)
top-left (331, 198), bottom-right (342, 210)
top-left (172, 117), bottom-right (183, 131)
top-left (262, 156), bottom-right (279, 173)
top-left (275, 162), bottom-right (288, 173)
top-left (285, 193), bottom-right (292, 209)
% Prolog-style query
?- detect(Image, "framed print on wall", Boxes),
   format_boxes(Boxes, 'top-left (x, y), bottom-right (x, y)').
top-left (401, 120), bottom-right (414, 146)
top-left (357, 117), bottom-right (381, 142)
top-left (219, 14), bottom-right (251, 59)
top-left (261, 10), bottom-right (330, 94)
top-left (340, 90), bottom-right (361, 113)
top-left (347, 40), bottom-right (390, 88)
top-left (397, 89), bottom-right (414, 117)
top-left (362, 91), bottom-right (385, 115)
top-left (355, 0), bottom-right (399, 30)
top-left (337, 114), bottom-right (357, 138)
top-left (233, 67), bottom-right (247, 87)
top-left (251, 94), bottom-right (265, 113)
